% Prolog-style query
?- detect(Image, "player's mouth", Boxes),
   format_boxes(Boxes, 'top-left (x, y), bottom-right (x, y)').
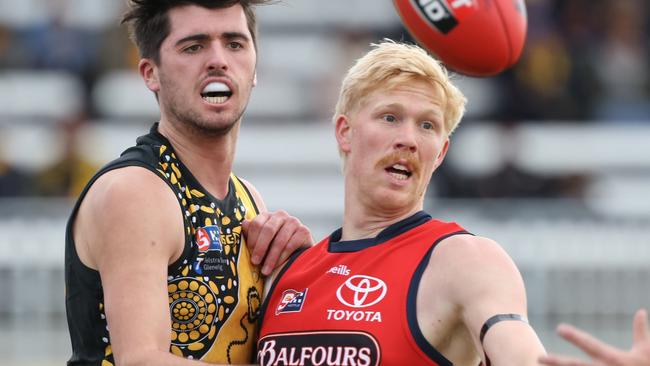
top-left (201, 82), bottom-right (232, 105)
top-left (385, 163), bottom-right (412, 180)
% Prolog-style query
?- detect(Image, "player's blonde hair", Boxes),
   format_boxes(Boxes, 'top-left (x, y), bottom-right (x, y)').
top-left (333, 40), bottom-right (467, 136)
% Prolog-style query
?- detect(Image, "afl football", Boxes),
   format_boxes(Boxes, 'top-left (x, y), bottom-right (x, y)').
top-left (393, 0), bottom-right (528, 76)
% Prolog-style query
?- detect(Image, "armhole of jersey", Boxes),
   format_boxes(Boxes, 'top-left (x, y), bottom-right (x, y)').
top-left (406, 230), bottom-right (470, 366)
top-left (231, 174), bottom-right (260, 217)
top-left (66, 160), bottom-right (166, 277)
top-left (66, 160), bottom-right (191, 277)
top-left (257, 248), bottom-right (308, 328)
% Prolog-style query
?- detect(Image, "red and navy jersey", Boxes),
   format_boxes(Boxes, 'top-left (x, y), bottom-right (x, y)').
top-left (257, 211), bottom-right (469, 366)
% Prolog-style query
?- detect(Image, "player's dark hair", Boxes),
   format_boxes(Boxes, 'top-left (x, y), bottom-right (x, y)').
top-left (121, 0), bottom-right (273, 64)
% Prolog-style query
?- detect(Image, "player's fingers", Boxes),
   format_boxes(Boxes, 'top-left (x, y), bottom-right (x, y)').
top-left (260, 225), bottom-right (295, 276)
top-left (538, 354), bottom-right (594, 366)
top-left (275, 227), bottom-right (311, 266)
top-left (252, 211), bottom-right (289, 269)
top-left (556, 324), bottom-right (620, 361)
top-left (632, 308), bottom-right (650, 344)
top-left (244, 213), bottom-right (271, 265)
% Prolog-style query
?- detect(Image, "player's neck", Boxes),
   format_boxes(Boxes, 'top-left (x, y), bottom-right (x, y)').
top-left (340, 203), bottom-right (421, 241)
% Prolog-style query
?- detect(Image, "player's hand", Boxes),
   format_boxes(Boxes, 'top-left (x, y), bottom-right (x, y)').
top-left (539, 309), bottom-right (650, 366)
top-left (242, 210), bottom-right (313, 276)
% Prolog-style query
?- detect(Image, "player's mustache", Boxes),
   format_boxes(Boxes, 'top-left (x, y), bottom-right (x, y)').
top-left (376, 151), bottom-right (421, 176)
top-left (206, 69), bottom-right (227, 78)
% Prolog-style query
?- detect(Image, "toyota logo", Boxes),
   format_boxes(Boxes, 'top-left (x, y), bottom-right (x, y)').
top-left (336, 275), bottom-right (387, 308)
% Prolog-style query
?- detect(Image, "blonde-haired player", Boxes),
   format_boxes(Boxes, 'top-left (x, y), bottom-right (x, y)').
top-left (257, 40), bottom-right (546, 366)
top-left (334, 39), bottom-right (466, 136)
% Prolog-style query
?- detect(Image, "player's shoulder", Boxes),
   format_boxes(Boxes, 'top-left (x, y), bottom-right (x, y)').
top-left (80, 166), bottom-right (176, 224)
top-left (288, 234), bottom-right (327, 258)
top-left (438, 233), bottom-right (501, 251)
top-left (92, 166), bottom-right (167, 200)
top-left (234, 175), bottom-right (267, 212)
top-left (432, 233), bottom-right (515, 271)
top-left (75, 166), bottom-right (184, 268)
top-left (426, 234), bottom-right (524, 303)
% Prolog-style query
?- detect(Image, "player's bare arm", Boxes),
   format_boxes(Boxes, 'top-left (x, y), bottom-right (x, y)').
top-left (75, 166), bottom-right (243, 366)
top-left (239, 178), bottom-right (313, 276)
top-left (420, 234), bottom-right (546, 366)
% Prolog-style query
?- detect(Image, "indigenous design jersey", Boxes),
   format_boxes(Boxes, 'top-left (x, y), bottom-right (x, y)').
top-left (65, 123), bottom-right (263, 365)
top-left (258, 211), bottom-right (468, 366)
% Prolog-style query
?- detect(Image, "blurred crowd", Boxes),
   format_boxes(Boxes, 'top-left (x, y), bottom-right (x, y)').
top-left (0, 0), bottom-right (648, 200)
top-left (436, 0), bottom-right (650, 200)
top-left (498, 0), bottom-right (650, 122)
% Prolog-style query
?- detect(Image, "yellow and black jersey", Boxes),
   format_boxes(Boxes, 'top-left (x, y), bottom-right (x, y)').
top-left (65, 123), bottom-right (263, 365)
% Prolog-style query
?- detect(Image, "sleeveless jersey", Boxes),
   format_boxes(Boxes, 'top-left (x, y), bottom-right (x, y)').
top-left (65, 123), bottom-right (263, 365)
top-left (257, 211), bottom-right (468, 366)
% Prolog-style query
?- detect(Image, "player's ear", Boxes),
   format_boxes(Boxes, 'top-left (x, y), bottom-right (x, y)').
top-left (434, 138), bottom-right (450, 169)
top-left (335, 115), bottom-right (352, 153)
top-left (139, 58), bottom-right (160, 93)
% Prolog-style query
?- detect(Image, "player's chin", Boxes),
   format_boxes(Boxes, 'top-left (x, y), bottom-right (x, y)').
top-left (374, 189), bottom-right (419, 212)
top-left (193, 117), bottom-right (239, 136)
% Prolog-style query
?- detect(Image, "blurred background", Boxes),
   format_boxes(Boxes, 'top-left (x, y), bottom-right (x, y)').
top-left (0, 0), bottom-right (649, 364)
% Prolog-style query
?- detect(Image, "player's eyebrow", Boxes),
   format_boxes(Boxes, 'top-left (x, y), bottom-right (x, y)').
top-left (222, 31), bottom-right (250, 42)
top-left (174, 31), bottom-right (250, 47)
top-left (174, 33), bottom-right (210, 47)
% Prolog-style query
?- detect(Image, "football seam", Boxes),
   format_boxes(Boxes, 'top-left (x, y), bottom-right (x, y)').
top-left (492, 0), bottom-right (515, 72)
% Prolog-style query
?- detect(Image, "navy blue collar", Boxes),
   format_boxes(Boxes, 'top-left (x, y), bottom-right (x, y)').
top-left (328, 211), bottom-right (432, 253)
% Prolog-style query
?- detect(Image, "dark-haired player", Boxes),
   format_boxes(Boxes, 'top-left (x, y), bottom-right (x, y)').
top-left (65, 1), bottom-right (312, 365)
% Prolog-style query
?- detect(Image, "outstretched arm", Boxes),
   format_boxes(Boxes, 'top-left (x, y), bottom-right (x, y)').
top-left (433, 235), bottom-right (546, 366)
top-left (539, 309), bottom-right (650, 366)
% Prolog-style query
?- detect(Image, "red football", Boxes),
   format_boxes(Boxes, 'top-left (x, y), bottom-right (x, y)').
top-left (393, 0), bottom-right (528, 77)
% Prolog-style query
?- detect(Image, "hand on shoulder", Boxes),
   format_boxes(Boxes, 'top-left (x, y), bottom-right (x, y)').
top-left (242, 210), bottom-right (313, 276)
top-left (237, 177), bottom-right (314, 276)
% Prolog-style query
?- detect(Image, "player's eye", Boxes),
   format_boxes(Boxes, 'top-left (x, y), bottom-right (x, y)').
top-left (184, 44), bottom-right (202, 53)
top-left (382, 114), bottom-right (397, 123)
top-left (227, 41), bottom-right (243, 49)
top-left (421, 121), bottom-right (434, 130)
